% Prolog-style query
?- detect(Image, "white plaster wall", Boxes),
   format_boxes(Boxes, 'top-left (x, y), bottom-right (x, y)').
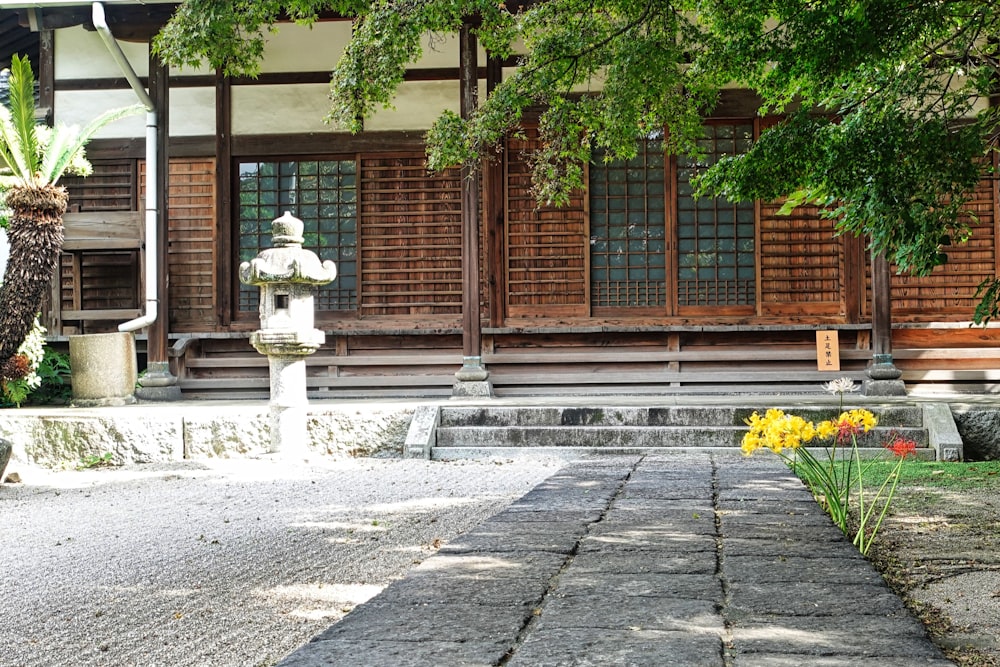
top-left (231, 83), bottom-right (342, 135)
top-left (56, 25), bottom-right (212, 78)
top-left (168, 88), bottom-right (216, 136)
top-left (55, 26), bottom-right (149, 79)
top-left (54, 90), bottom-right (144, 138)
top-left (366, 80), bottom-right (462, 131)
top-left (54, 88), bottom-right (215, 138)
top-left (258, 21), bottom-right (353, 73)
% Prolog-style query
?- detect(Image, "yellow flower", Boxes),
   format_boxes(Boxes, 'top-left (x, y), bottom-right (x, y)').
top-left (816, 420), bottom-right (838, 440)
top-left (741, 432), bottom-right (763, 455)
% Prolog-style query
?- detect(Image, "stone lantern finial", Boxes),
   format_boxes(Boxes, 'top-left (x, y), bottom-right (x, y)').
top-left (272, 211), bottom-right (304, 247)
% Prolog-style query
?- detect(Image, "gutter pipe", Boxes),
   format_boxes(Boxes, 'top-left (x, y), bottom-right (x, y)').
top-left (91, 1), bottom-right (159, 333)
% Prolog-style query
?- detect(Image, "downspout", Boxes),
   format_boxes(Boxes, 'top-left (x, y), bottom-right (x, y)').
top-left (91, 1), bottom-right (158, 332)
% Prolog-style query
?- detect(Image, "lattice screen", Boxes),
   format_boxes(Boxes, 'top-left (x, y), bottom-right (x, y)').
top-left (236, 160), bottom-right (358, 313)
top-left (162, 159), bottom-right (217, 331)
top-left (62, 160), bottom-right (134, 211)
top-left (891, 174), bottom-right (997, 319)
top-left (759, 201), bottom-right (844, 315)
top-left (589, 139), bottom-right (667, 310)
top-left (676, 123), bottom-right (755, 308)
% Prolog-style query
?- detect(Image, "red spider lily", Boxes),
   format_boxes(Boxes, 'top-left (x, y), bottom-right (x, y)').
top-left (835, 418), bottom-right (863, 444)
top-left (886, 437), bottom-right (917, 459)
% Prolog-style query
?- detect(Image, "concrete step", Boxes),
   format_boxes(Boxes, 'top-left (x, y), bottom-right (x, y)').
top-left (433, 424), bottom-right (929, 449)
top-left (403, 402), bottom-right (960, 461)
top-left (438, 405), bottom-right (924, 429)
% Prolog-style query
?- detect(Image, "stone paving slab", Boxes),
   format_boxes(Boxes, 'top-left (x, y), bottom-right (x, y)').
top-left (278, 454), bottom-right (949, 667)
top-left (508, 628), bottom-right (726, 667)
top-left (729, 614), bottom-right (945, 658)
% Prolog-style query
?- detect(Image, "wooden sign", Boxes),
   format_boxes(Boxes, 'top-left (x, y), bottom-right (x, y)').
top-left (816, 330), bottom-right (840, 371)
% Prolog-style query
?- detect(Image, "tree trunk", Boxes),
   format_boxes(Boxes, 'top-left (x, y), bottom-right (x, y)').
top-left (0, 185), bottom-right (67, 381)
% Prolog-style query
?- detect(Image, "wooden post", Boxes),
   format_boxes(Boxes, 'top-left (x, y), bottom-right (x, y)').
top-left (864, 248), bottom-right (905, 395)
top-left (484, 55), bottom-right (505, 328)
top-left (216, 68), bottom-right (233, 326)
top-left (136, 54), bottom-right (181, 400)
top-left (871, 250), bottom-right (892, 357)
top-left (454, 22), bottom-right (491, 395)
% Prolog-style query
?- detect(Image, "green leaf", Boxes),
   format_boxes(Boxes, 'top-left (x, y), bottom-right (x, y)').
top-left (38, 104), bottom-right (143, 185)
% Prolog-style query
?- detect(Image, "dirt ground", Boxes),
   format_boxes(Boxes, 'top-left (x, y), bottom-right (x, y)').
top-left (867, 481), bottom-right (1000, 666)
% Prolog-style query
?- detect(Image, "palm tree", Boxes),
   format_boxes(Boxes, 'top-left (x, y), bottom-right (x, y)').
top-left (0, 54), bottom-right (140, 381)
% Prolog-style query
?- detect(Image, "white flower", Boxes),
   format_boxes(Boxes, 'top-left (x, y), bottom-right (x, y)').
top-left (822, 377), bottom-right (858, 395)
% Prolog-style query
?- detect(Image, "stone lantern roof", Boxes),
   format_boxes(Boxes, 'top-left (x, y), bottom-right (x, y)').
top-left (238, 211), bottom-right (337, 286)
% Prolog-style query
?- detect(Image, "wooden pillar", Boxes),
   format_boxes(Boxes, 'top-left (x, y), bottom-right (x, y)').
top-left (453, 22), bottom-right (491, 395)
top-left (39, 29), bottom-right (59, 333)
top-left (37, 30), bottom-right (54, 124)
top-left (136, 54), bottom-right (181, 400)
top-left (864, 248), bottom-right (905, 395)
top-left (216, 68), bottom-right (233, 327)
top-left (483, 55), bottom-right (505, 328)
top-left (871, 250), bottom-right (893, 357)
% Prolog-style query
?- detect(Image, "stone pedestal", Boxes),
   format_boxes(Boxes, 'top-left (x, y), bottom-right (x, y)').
top-left (862, 353), bottom-right (907, 397)
top-left (69, 332), bottom-right (137, 406)
top-left (453, 356), bottom-right (493, 398)
top-left (135, 360), bottom-right (182, 401)
top-left (267, 354), bottom-right (310, 457)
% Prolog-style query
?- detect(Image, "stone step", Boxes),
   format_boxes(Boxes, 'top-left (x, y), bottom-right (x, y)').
top-left (438, 405), bottom-right (924, 429)
top-left (430, 445), bottom-right (939, 462)
top-left (407, 401), bottom-right (962, 461)
top-left (433, 424), bottom-right (930, 450)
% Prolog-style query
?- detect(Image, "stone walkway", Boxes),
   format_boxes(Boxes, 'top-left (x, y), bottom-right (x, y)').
top-left (278, 453), bottom-right (952, 666)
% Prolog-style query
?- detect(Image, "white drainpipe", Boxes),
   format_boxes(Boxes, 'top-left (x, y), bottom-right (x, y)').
top-left (91, 1), bottom-right (158, 332)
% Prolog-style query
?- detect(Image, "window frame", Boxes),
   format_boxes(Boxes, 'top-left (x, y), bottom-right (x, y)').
top-left (231, 153), bottom-right (361, 325)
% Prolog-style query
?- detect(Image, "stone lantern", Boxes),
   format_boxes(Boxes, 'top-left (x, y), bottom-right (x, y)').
top-left (239, 212), bottom-right (337, 456)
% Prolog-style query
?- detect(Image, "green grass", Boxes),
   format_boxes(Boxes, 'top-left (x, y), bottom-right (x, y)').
top-left (852, 459), bottom-right (1000, 490)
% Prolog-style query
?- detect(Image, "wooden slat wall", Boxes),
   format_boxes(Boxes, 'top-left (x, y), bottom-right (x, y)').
top-left (359, 154), bottom-right (463, 317)
top-left (759, 201), bottom-right (844, 316)
top-left (892, 175), bottom-right (996, 321)
top-left (505, 129), bottom-right (588, 317)
top-left (61, 159), bottom-right (135, 211)
top-left (166, 159), bottom-right (217, 331)
top-left (59, 161), bottom-right (140, 331)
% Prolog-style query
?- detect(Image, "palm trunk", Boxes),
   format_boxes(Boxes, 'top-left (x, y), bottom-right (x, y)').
top-left (0, 185), bottom-right (67, 381)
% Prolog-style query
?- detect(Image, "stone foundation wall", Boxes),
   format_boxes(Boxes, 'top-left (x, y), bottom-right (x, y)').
top-left (0, 402), bottom-right (415, 468)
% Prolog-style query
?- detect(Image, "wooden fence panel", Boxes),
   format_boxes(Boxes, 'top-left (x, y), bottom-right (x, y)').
top-left (759, 201), bottom-right (845, 317)
top-left (359, 154), bottom-right (463, 317)
top-left (892, 175), bottom-right (996, 320)
top-left (164, 158), bottom-right (217, 331)
top-left (505, 129), bottom-right (588, 317)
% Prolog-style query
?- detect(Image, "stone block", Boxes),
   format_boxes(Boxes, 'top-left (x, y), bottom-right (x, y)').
top-left (953, 409), bottom-right (1000, 461)
top-left (4, 413), bottom-right (183, 466)
top-left (923, 403), bottom-right (963, 461)
top-left (403, 404), bottom-right (439, 459)
top-left (183, 410), bottom-right (270, 458)
top-left (0, 437), bottom-right (11, 482)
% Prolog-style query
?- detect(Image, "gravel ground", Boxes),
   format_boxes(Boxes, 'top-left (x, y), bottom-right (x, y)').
top-left (0, 457), bottom-right (562, 667)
